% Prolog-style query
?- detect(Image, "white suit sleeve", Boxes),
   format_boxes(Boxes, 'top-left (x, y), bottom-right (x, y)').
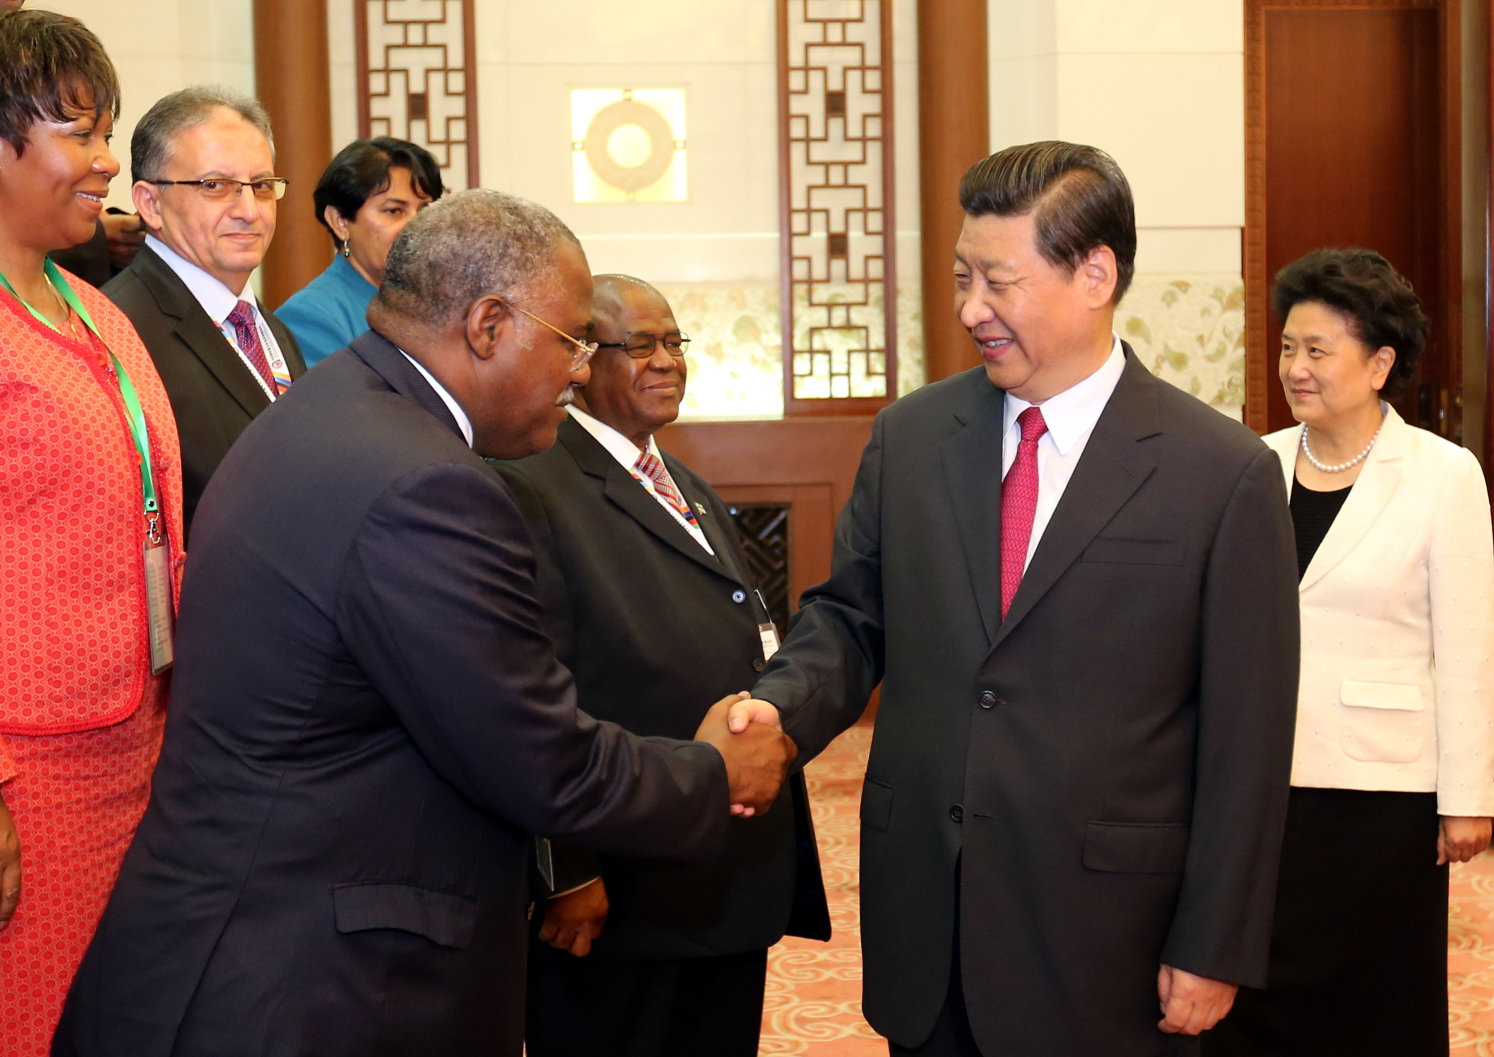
top-left (1430, 449), bottom-right (1494, 816)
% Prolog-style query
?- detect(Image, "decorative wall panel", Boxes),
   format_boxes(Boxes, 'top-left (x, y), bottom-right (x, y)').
top-left (727, 503), bottom-right (792, 631)
top-left (656, 278), bottom-right (1243, 423)
top-left (355, 0), bottom-right (479, 191)
top-left (572, 88), bottom-right (688, 202)
top-left (777, 0), bottom-right (897, 415)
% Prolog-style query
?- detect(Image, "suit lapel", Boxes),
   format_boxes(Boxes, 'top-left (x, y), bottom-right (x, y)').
top-left (940, 377), bottom-right (1007, 646)
top-left (992, 353), bottom-right (1160, 648)
top-left (1299, 407), bottom-right (1406, 591)
top-left (559, 419), bottom-right (737, 582)
top-left (1265, 428), bottom-right (1297, 495)
top-left (133, 245), bottom-right (271, 419)
top-left (668, 462), bottom-right (745, 581)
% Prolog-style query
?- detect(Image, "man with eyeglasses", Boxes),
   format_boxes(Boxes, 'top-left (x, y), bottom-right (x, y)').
top-left (494, 275), bottom-right (830, 1057)
top-left (55, 194), bottom-right (799, 1057)
top-left (103, 85), bottom-right (305, 538)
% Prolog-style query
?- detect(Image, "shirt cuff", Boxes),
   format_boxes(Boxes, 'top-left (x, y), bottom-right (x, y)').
top-left (548, 876), bottom-right (603, 900)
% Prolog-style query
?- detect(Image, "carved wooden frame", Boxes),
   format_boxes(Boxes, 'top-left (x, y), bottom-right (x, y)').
top-left (777, 0), bottom-right (898, 417)
top-left (354, 0), bottom-right (481, 191)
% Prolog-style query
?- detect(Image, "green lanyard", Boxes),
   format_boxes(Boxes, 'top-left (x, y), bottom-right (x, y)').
top-left (0, 261), bottom-right (161, 522)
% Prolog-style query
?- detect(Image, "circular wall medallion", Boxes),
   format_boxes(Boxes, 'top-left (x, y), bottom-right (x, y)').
top-left (583, 98), bottom-right (675, 193)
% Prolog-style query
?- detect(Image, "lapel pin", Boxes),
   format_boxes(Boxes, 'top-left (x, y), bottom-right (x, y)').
top-left (695, 502), bottom-right (707, 516)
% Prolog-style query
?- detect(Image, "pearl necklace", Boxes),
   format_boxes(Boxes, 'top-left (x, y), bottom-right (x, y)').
top-left (1301, 415), bottom-right (1385, 473)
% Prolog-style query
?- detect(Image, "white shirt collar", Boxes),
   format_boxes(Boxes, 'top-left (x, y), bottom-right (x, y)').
top-left (1003, 335), bottom-right (1126, 455)
top-left (145, 233), bottom-right (256, 325)
top-left (399, 351), bottom-right (474, 448)
top-left (566, 405), bottom-right (660, 467)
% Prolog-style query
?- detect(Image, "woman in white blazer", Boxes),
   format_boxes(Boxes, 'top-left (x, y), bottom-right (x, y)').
top-left (1205, 249), bottom-right (1494, 1056)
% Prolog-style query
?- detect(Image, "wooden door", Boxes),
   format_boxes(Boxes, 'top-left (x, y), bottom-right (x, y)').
top-left (1245, 0), bottom-right (1463, 439)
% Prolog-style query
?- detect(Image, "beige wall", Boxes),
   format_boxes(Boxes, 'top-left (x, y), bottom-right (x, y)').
top-left (32, 0), bottom-right (256, 214)
top-left (38, 0), bottom-right (1249, 417)
top-left (989, 0), bottom-right (1246, 413)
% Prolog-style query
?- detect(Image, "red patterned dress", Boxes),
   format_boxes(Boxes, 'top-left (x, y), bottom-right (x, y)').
top-left (0, 271), bottom-right (184, 1057)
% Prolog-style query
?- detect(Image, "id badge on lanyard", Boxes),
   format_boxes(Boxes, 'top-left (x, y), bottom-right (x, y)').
top-left (1, 262), bottom-right (174, 672)
top-left (754, 589), bottom-right (781, 661)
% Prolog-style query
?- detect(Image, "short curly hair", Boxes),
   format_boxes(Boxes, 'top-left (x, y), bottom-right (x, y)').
top-left (1271, 248), bottom-right (1428, 400)
top-left (0, 9), bottom-right (119, 156)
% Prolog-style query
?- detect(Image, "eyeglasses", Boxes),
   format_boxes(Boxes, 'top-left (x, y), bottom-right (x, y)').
top-left (595, 332), bottom-right (691, 358)
top-left (497, 297), bottom-right (598, 370)
top-left (149, 177), bottom-right (290, 202)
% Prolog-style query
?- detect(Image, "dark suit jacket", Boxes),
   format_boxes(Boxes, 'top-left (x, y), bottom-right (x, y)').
top-left (103, 242), bottom-right (307, 540)
top-left (53, 332), bottom-right (731, 1057)
top-left (495, 418), bottom-right (830, 959)
top-left (753, 350), bottom-right (1301, 1057)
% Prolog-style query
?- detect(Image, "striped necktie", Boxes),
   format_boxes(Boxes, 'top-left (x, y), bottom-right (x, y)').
top-left (634, 450), bottom-right (698, 526)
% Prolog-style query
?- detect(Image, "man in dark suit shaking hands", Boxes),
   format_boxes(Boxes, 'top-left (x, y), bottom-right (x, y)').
top-left (496, 275), bottom-right (830, 1057)
top-left (53, 191), bottom-right (796, 1057)
top-left (732, 142), bottom-right (1301, 1055)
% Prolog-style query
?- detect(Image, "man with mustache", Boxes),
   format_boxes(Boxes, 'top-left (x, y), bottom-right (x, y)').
top-left (103, 85), bottom-right (306, 539)
top-left (53, 191), bottom-right (797, 1057)
top-left (495, 275), bottom-right (830, 1057)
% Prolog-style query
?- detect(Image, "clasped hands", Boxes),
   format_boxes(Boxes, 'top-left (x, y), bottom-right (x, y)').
top-left (693, 693), bottom-right (791, 818)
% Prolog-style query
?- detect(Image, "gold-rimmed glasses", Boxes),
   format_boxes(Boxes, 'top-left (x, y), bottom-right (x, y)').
top-left (149, 177), bottom-right (290, 201)
top-left (497, 297), bottom-right (597, 370)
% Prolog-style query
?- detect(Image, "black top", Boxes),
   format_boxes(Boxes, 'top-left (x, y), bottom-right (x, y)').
top-left (1290, 476), bottom-right (1353, 578)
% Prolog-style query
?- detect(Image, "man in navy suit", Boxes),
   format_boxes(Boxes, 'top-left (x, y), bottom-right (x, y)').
top-left (54, 191), bottom-right (796, 1057)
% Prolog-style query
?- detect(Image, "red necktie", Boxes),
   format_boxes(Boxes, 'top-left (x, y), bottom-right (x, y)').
top-left (1000, 406), bottom-right (1049, 619)
top-left (226, 300), bottom-right (277, 394)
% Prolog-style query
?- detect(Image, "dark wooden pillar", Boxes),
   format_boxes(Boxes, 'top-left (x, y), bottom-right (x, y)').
top-left (918, 0), bottom-right (989, 383)
top-left (253, 0), bottom-right (333, 310)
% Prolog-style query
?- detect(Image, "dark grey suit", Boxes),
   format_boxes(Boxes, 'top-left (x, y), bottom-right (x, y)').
top-left (103, 243), bottom-right (306, 539)
top-left (497, 418), bottom-right (829, 1055)
top-left (753, 349), bottom-right (1301, 1056)
top-left (53, 332), bottom-right (731, 1057)
top-left (496, 417), bottom-right (829, 959)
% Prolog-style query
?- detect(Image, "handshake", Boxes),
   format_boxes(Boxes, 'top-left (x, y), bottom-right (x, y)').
top-left (693, 693), bottom-right (796, 817)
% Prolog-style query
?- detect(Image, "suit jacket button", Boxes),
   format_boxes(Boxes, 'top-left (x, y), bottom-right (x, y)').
top-left (978, 691), bottom-right (996, 709)
top-left (753, 658), bottom-right (766, 672)
top-left (732, 590), bottom-right (747, 603)
top-left (950, 804), bottom-right (964, 823)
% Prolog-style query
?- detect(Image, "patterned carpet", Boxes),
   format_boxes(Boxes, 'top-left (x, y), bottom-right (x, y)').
top-left (764, 721), bottom-right (1494, 1055)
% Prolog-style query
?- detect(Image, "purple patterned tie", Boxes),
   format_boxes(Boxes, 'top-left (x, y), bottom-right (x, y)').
top-left (226, 300), bottom-right (277, 393)
top-left (1000, 406), bottom-right (1048, 619)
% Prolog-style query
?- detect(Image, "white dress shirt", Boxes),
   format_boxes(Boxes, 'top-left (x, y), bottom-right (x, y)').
top-left (146, 234), bottom-right (289, 400)
top-left (400, 352), bottom-right (473, 448)
top-left (1001, 335), bottom-right (1126, 572)
top-left (567, 406), bottom-right (715, 556)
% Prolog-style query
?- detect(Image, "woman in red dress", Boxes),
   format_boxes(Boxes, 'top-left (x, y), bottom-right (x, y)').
top-left (0, 12), bottom-right (184, 1055)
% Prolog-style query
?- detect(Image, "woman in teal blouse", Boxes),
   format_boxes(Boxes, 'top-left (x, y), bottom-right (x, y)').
top-left (277, 137), bottom-right (442, 366)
